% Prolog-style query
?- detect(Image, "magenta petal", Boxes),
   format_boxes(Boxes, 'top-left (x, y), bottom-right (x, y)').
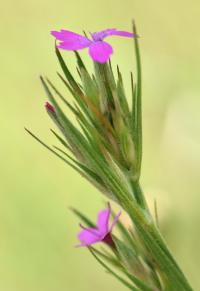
top-left (88, 41), bottom-right (113, 63)
top-left (108, 30), bottom-right (135, 38)
top-left (92, 29), bottom-right (117, 41)
top-left (97, 207), bottom-right (111, 234)
top-left (110, 211), bottom-right (121, 231)
top-left (51, 30), bottom-right (91, 50)
top-left (92, 29), bottom-right (135, 40)
top-left (78, 227), bottom-right (101, 246)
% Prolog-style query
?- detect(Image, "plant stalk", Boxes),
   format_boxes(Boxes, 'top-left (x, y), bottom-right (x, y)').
top-left (125, 184), bottom-right (193, 291)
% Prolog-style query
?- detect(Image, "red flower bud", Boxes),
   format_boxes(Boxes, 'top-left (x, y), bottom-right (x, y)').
top-left (45, 102), bottom-right (56, 114)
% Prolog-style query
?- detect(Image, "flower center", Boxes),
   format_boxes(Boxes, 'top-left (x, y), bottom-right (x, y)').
top-left (91, 33), bottom-right (103, 42)
top-left (102, 233), bottom-right (115, 248)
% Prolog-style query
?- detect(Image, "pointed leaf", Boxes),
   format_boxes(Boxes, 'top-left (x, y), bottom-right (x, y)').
top-left (70, 208), bottom-right (95, 228)
top-left (55, 47), bottom-right (83, 95)
top-left (113, 238), bottom-right (153, 291)
top-left (46, 78), bottom-right (78, 115)
top-left (89, 248), bottom-right (139, 291)
top-left (131, 22), bottom-right (142, 176)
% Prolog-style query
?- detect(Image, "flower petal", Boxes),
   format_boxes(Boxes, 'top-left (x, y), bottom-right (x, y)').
top-left (97, 206), bottom-right (111, 234)
top-left (110, 211), bottom-right (121, 231)
top-left (88, 41), bottom-right (113, 63)
top-left (92, 29), bottom-right (117, 41)
top-left (51, 30), bottom-right (91, 50)
top-left (92, 29), bottom-right (135, 41)
top-left (107, 30), bottom-right (135, 38)
top-left (78, 227), bottom-right (101, 246)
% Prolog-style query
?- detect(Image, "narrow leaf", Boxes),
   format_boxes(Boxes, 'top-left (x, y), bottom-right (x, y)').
top-left (132, 21), bottom-right (142, 175)
top-left (89, 248), bottom-right (139, 291)
top-left (55, 47), bottom-right (83, 95)
top-left (70, 208), bottom-right (95, 228)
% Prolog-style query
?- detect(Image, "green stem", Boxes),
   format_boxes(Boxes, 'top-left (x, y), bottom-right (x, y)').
top-left (123, 194), bottom-right (193, 291)
top-left (131, 181), bottom-right (149, 211)
top-left (129, 23), bottom-right (193, 290)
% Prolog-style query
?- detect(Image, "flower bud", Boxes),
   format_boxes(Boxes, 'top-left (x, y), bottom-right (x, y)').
top-left (45, 102), bottom-right (56, 114)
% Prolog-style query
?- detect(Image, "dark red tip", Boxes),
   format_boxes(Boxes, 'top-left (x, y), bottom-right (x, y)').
top-left (45, 102), bottom-right (56, 113)
top-left (102, 233), bottom-right (115, 248)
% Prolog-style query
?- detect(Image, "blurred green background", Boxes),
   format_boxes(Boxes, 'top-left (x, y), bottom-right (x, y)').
top-left (1, 0), bottom-right (200, 290)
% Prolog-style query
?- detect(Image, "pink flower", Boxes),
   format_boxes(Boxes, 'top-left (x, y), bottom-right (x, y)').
top-left (51, 28), bottom-right (136, 63)
top-left (77, 204), bottom-right (121, 247)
